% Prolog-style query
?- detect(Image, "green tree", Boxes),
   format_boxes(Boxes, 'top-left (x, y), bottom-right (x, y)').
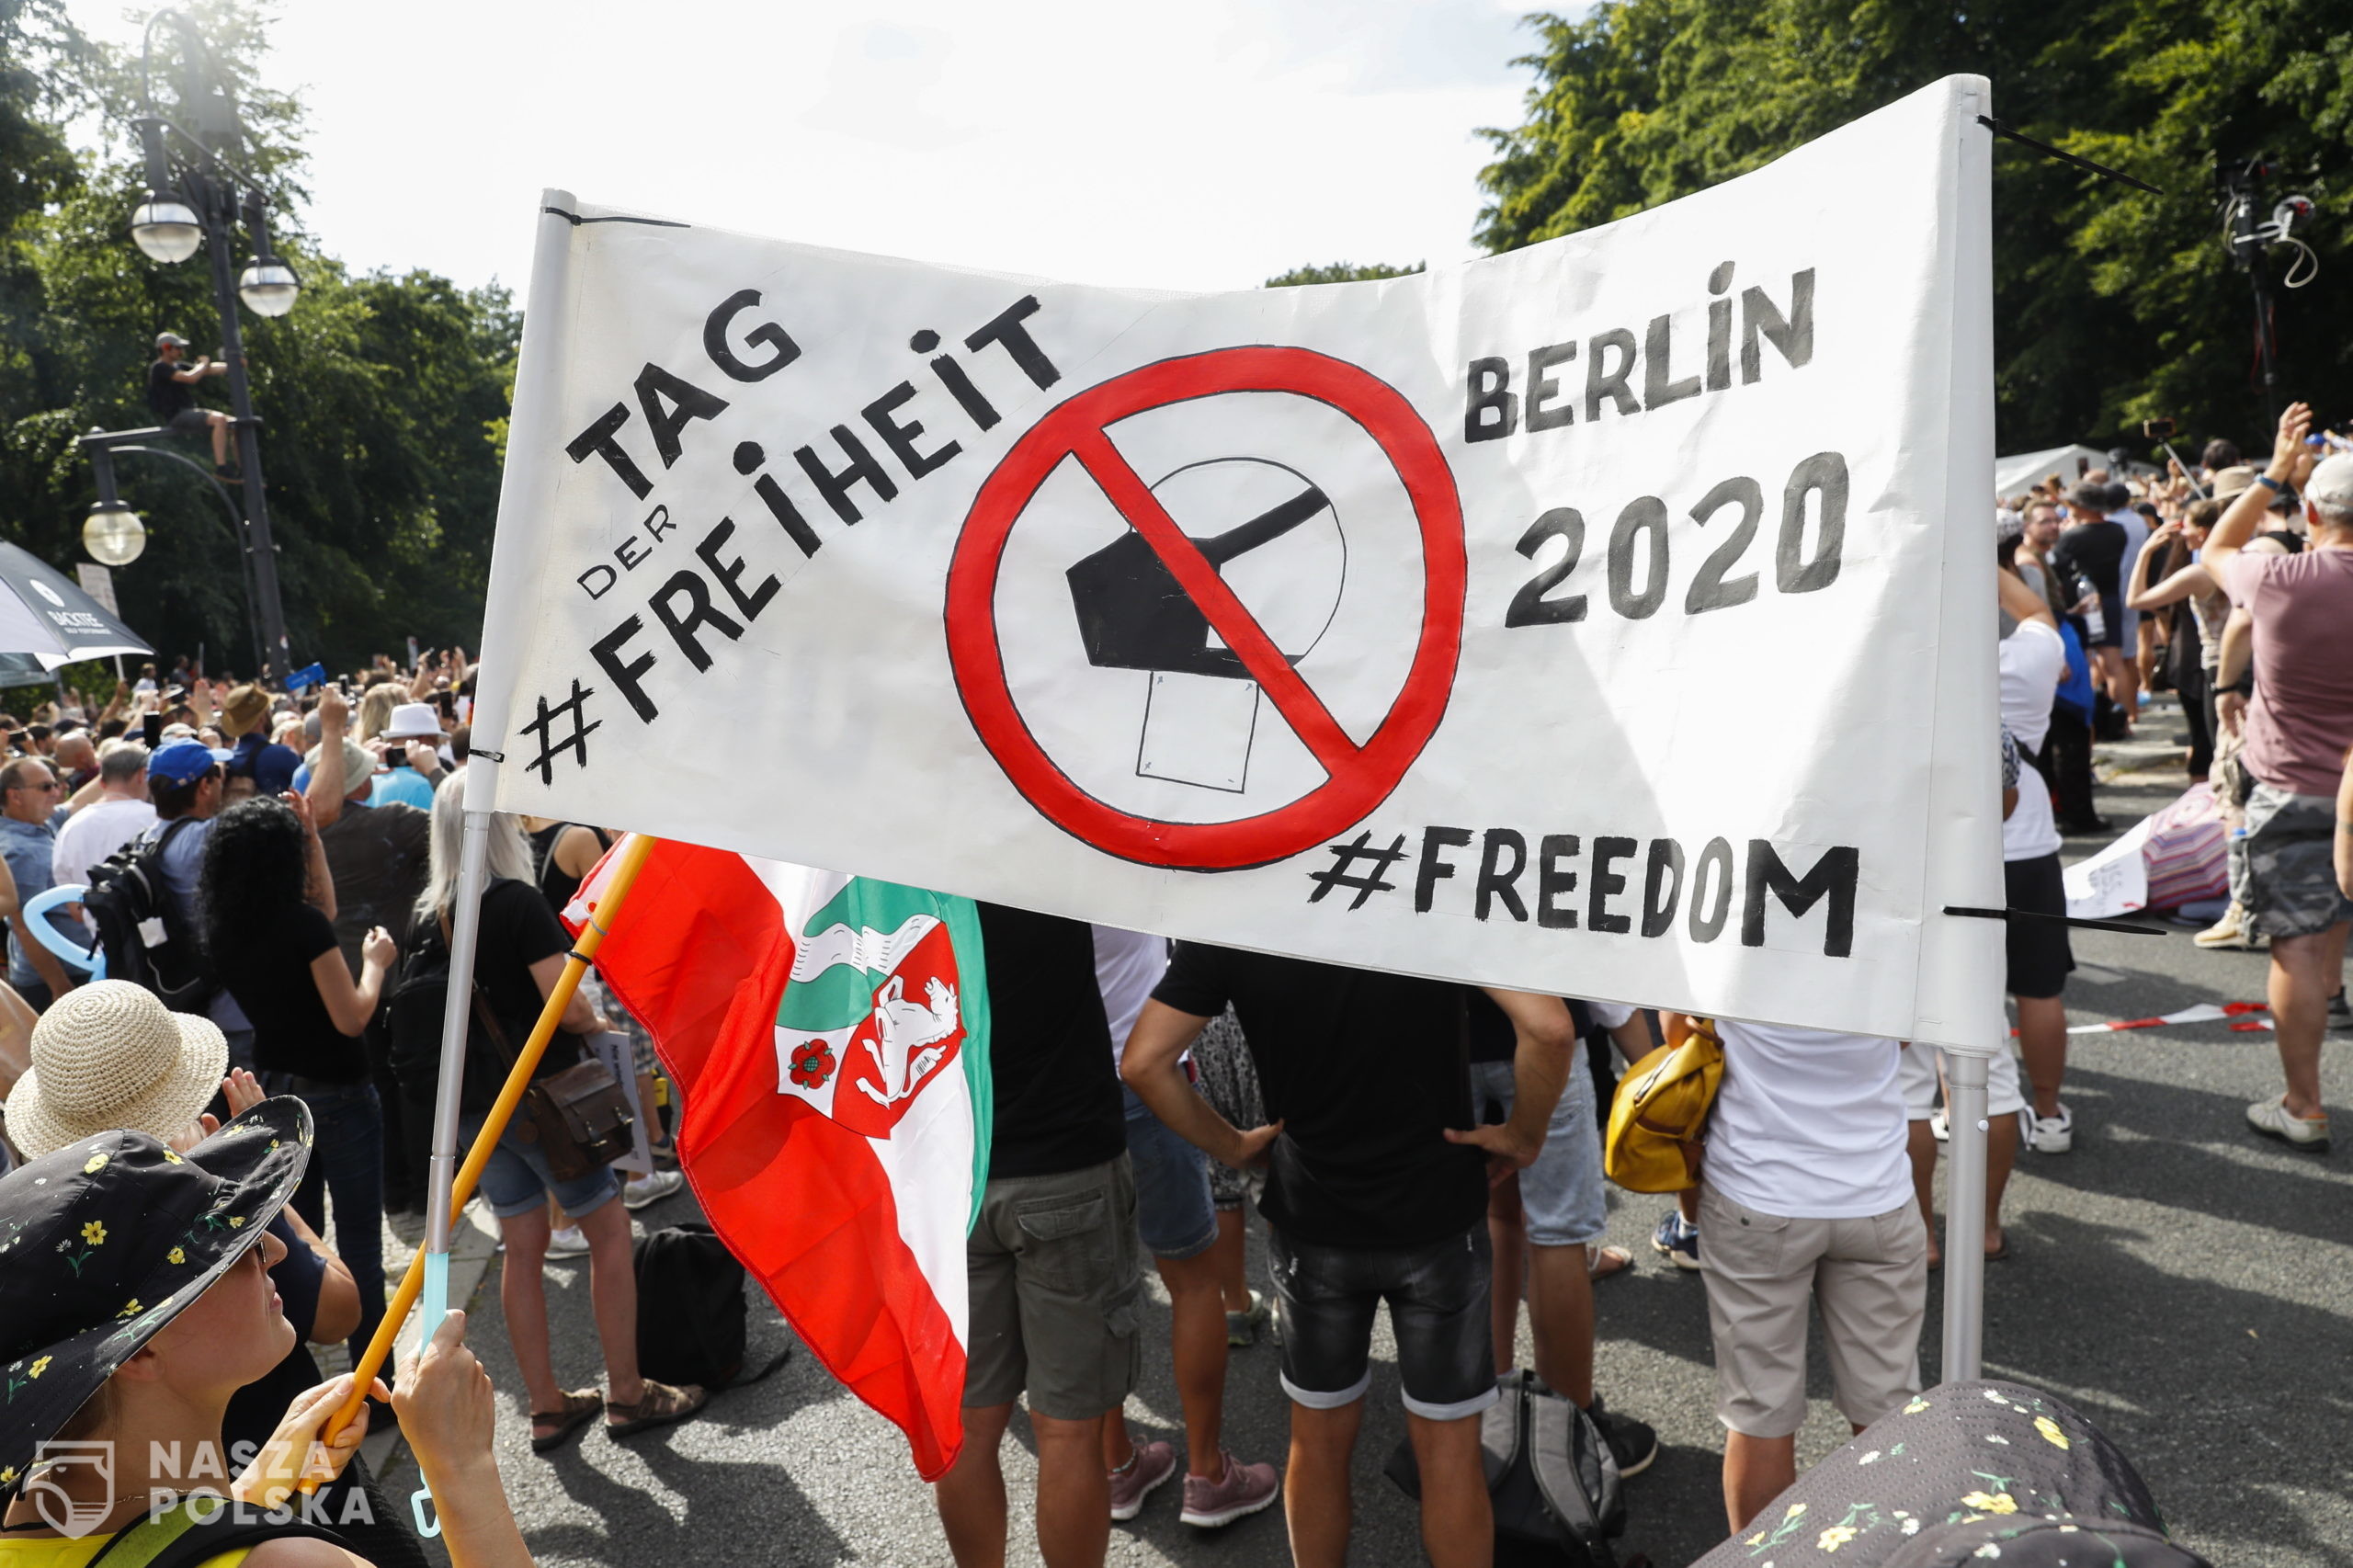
top-left (1474, 0), bottom-right (2353, 456)
top-left (1265, 261), bottom-right (1426, 287)
top-left (0, 0), bottom-right (517, 676)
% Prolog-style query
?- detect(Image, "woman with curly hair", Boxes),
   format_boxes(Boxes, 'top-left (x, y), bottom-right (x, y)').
top-left (200, 792), bottom-right (396, 1366)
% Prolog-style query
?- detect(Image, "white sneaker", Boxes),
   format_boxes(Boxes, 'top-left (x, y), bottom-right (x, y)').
top-left (1929, 1109), bottom-right (1949, 1143)
top-left (2245, 1096), bottom-right (2330, 1153)
top-left (2027, 1102), bottom-right (2074, 1154)
top-left (545, 1224), bottom-right (591, 1259)
top-left (622, 1169), bottom-right (685, 1210)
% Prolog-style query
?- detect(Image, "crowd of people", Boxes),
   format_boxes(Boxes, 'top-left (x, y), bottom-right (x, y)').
top-left (1997, 404), bottom-right (2351, 1157)
top-left (7, 412), bottom-right (2335, 1568)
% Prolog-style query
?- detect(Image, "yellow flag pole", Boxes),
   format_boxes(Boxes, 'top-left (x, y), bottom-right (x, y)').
top-left (319, 832), bottom-right (661, 1449)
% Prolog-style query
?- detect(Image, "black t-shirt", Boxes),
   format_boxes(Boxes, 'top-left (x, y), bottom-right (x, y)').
top-left (2050, 521), bottom-right (2127, 617)
top-left (318, 800), bottom-right (430, 973)
top-left (1153, 944), bottom-right (1484, 1248)
top-left (978, 903), bottom-right (1124, 1179)
top-left (1466, 990), bottom-right (1591, 1065)
top-left (146, 358), bottom-right (191, 421)
top-left (422, 877), bottom-right (583, 1083)
top-left (217, 903), bottom-right (366, 1082)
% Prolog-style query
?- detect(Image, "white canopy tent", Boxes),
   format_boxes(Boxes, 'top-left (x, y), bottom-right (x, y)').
top-left (1995, 443), bottom-right (2161, 500)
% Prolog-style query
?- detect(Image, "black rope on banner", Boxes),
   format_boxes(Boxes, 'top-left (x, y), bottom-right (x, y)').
top-left (541, 207), bottom-right (690, 229)
top-left (1944, 904), bottom-right (2168, 937)
top-left (1974, 117), bottom-right (2164, 196)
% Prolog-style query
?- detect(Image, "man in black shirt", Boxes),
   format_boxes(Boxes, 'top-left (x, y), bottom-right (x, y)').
top-left (1123, 947), bottom-right (1573, 1568)
top-left (2049, 480), bottom-right (2132, 726)
top-left (935, 903), bottom-right (1137, 1568)
top-left (144, 331), bottom-right (234, 477)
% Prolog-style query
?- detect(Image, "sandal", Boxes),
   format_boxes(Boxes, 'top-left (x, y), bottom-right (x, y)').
top-left (606, 1378), bottom-right (708, 1437)
top-left (530, 1389), bottom-right (602, 1453)
top-left (1586, 1244), bottom-right (1634, 1282)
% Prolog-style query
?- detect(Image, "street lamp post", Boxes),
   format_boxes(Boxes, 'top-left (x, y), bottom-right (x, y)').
top-left (79, 429), bottom-right (268, 676)
top-left (125, 6), bottom-right (295, 675)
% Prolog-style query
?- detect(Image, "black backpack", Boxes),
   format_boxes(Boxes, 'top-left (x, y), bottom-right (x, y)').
top-left (384, 915), bottom-right (457, 1100)
top-left (631, 1221), bottom-right (792, 1392)
top-left (83, 818), bottom-right (212, 1010)
top-left (1387, 1370), bottom-right (1624, 1567)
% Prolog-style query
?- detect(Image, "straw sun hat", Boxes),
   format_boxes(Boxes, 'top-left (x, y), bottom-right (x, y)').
top-left (5, 982), bottom-right (228, 1160)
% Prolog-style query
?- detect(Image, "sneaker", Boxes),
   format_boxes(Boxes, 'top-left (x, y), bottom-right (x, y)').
top-left (1108, 1439), bottom-right (1177, 1522)
top-left (1225, 1290), bottom-right (1272, 1347)
top-left (1929, 1108), bottom-right (1949, 1143)
top-left (1650, 1209), bottom-right (1700, 1270)
top-left (2027, 1102), bottom-right (2073, 1154)
top-left (545, 1224), bottom-right (591, 1259)
top-left (1584, 1395), bottom-right (1658, 1478)
top-left (2245, 1096), bottom-right (2331, 1154)
top-left (622, 1169), bottom-right (685, 1210)
top-left (2192, 902), bottom-right (2264, 950)
top-left (1178, 1449), bottom-right (1281, 1528)
top-left (2330, 993), bottom-right (2353, 1032)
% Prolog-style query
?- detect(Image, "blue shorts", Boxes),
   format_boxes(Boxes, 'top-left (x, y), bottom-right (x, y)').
top-left (1468, 1057), bottom-right (1606, 1248)
top-left (461, 1114), bottom-right (620, 1221)
top-left (1121, 1086), bottom-right (1217, 1261)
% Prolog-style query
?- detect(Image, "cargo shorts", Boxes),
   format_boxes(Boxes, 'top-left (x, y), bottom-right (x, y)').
top-left (962, 1154), bottom-right (1142, 1419)
top-left (2241, 781), bottom-right (2353, 939)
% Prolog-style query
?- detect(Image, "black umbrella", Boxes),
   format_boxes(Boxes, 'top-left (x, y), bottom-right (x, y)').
top-left (0, 542), bottom-right (153, 667)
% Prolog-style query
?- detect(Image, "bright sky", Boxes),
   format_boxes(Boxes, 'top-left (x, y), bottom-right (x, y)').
top-left (66, 0), bottom-right (1550, 300)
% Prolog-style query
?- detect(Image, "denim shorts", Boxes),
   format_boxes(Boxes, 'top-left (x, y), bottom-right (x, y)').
top-left (1270, 1223), bottom-right (1497, 1421)
top-left (460, 1113), bottom-right (620, 1221)
top-left (1468, 1057), bottom-right (1606, 1247)
top-left (1121, 1086), bottom-right (1217, 1260)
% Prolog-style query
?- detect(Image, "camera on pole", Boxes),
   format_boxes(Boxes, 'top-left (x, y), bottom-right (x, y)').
top-left (2217, 153), bottom-right (2321, 417)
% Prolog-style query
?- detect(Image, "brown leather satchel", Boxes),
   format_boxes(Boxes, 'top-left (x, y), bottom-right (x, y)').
top-left (444, 915), bottom-right (634, 1183)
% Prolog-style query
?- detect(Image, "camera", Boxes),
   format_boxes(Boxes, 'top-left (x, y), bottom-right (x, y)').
top-left (2142, 417), bottom-right (2176, 439)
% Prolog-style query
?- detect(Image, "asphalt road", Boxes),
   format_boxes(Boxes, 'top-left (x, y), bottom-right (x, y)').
top-left (381, 700), bottom-right (2353, 1567)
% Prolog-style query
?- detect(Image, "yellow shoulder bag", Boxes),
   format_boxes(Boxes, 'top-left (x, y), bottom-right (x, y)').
top-left (1603, 1015), bottom-right (1725, 1193)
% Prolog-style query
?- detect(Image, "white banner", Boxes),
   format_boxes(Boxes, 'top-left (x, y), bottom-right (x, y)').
top-left (473, 75), bottom-right (2003, 1048)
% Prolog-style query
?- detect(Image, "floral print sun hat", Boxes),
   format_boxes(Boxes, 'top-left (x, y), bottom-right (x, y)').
top-left (0, 1098), bottom-right (311, 1494)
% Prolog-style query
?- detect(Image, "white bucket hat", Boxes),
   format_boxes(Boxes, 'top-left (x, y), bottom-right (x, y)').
top-left (381, 701), bottom-right (444, 742)
top-left (5, 982), bottom-right (228, 1159)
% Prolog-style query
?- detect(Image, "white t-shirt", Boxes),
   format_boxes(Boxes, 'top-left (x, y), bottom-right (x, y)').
top-left (1091, 925), bottom-right (1170, 1064)
top-left (1703, 1018), bottom-right (1910, 1219)
top-left (1997, 619), bottom-right (2063, 862)
top-left (1580, 999), bottom-right (1635, 1029)
top-left (51, 796), bottom-right (158, 892)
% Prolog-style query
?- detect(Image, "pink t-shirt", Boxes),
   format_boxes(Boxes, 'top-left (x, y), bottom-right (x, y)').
top-left (2226, 548), bottom-right (2353, 796)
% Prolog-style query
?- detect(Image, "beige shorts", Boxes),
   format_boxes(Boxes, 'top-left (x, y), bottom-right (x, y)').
top-left (962, 1154), bottom-right (1142, 1420)
top-left (1698, 1183), bottom-right (1927, 1437)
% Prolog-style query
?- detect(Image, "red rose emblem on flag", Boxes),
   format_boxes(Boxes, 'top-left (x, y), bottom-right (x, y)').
top-left (789, 1039), bottom-right (836, 1088)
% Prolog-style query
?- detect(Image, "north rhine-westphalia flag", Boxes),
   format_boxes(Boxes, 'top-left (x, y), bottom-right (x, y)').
top-left (563, 838), bottom-right (992, 1478)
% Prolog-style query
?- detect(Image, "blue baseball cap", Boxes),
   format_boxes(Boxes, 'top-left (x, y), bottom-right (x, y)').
top-left (148, 738), bottom-right (232, 785)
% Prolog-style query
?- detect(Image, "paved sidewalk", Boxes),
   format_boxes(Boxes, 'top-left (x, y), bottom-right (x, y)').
top-left (358, 702), bottom-right (2353, 1564)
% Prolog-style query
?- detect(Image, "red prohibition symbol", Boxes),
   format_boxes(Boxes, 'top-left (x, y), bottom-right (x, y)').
top-left (945, 346), bottom-right (1466, 870)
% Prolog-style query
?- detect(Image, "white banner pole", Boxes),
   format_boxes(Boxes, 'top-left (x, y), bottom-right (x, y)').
top-left (1939, 1050), bottom-right (1990, 1378)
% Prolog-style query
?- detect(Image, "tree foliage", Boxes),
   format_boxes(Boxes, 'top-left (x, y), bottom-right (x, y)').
top-left (0, 0), bottom-right (515, 676)
top-left (1474, 0), bottom-right (2353, 457)
top-left (1265, 261), bottom-right (1427, 287)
